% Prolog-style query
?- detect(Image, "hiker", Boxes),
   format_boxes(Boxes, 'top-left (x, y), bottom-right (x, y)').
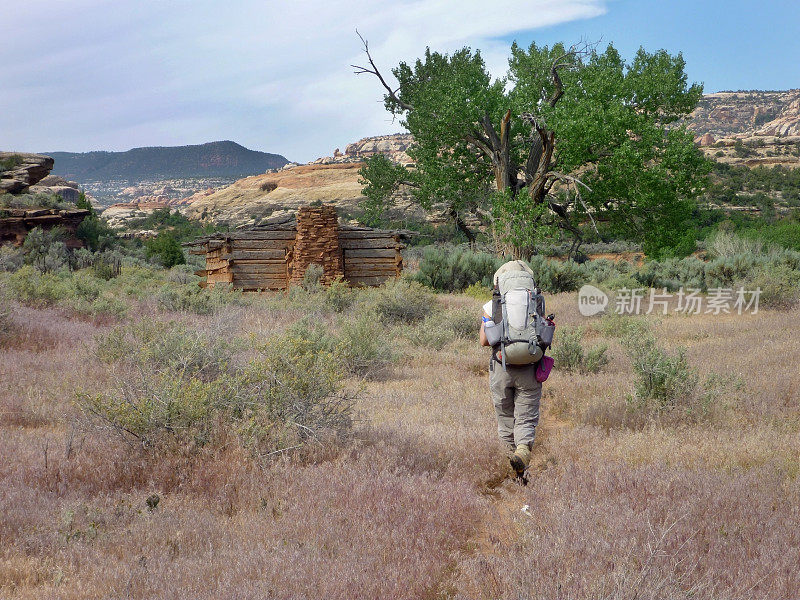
top-left (480, 260), bottom-right (554, 480)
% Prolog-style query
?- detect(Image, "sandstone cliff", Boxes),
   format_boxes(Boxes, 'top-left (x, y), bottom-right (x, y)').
top-left (688, 90), bottom-right (800, 167)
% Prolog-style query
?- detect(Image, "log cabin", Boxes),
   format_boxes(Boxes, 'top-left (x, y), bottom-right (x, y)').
top-left (185, 205), bottom-right (408, 291)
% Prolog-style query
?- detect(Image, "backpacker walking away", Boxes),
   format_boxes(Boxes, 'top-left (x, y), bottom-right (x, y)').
top-left (479, 260), bottom-right (555, 483)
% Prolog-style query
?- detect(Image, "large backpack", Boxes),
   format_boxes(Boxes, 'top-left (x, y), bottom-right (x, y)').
top-left (485, 269), bottom-right (555, 370)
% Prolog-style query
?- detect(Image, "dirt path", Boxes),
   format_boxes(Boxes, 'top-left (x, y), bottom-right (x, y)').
top-left (452, 410), bottom-right (571, 595)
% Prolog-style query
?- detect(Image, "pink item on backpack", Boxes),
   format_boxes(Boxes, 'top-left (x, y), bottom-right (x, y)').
top-left (535, 355), bottom-right (554, 383)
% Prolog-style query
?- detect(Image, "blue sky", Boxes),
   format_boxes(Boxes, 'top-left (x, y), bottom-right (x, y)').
top-left (2, 0), bottom-right (798, 163)
top-left (506, 0), bottom-right (800, 93)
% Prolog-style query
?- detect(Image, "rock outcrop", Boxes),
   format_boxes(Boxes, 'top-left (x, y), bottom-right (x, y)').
top-left (308, 134), bottom-right (414, 166)
top-left (29, 175), bottom-right (83, 204)
top-left (343, 133), bottom-right (414, 164)
top-left (0, 208), bottom-right (90, 248)
top-left (1, 153), bottom-right (91, 247)
top-left (101, 202), bottom-right (173, 229)
top-left (0, 152), bottom-right (55, 194)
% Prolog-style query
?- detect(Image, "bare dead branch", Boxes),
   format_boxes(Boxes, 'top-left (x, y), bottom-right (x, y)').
top-left (548, 39), bottom-right (599, 107)
top-left (352, 31), bottom-right (413, 112)
top-left (547, 171), bottom-right (600, 236)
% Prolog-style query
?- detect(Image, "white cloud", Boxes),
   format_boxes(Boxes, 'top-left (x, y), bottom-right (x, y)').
top-left (0, 0), bottom-right (606, 162)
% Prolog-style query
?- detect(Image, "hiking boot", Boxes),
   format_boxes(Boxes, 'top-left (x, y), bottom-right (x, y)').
top-left (509, 443), bottom-right (531, 478)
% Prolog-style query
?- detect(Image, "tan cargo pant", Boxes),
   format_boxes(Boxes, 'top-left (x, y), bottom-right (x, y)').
top-left (489, 361), bottom-right (542, 449)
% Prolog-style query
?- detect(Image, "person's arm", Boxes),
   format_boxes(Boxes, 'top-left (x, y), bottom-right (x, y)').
top-left (479, 314), bottom-right (490, 346)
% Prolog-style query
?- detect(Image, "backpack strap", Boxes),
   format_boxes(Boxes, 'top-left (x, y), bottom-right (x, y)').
top-left (500, 292), bottom-right (508, 371)
top-left (491, 285), bottom-right (502, 324)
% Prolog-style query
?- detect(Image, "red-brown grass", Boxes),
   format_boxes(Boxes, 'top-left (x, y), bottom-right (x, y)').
top-left (1, 289), bottom-right (798, 599)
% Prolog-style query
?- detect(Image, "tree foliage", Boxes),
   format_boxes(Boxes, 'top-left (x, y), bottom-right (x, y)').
top-left (145, 232), bottom-right (185, 268)
top-left (356, 39), bottom-right (709, 258)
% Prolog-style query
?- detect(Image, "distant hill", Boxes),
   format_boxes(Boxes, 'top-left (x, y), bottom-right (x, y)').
top-left (46, 141), bottom-right (289, 182)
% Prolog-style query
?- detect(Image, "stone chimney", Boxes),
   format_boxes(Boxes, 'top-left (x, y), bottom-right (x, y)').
top-left (289, 205), bottom-right (344, 286)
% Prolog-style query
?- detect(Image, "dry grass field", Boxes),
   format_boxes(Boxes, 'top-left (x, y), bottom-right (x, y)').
top-left (1, 282), bottom-right (799, 599)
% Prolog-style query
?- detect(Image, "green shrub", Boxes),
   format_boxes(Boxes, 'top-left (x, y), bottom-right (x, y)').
top-left (8, 265), bottom-right (68, 306)
top-left (0, 246), bottom-right (23, 272)
top-left (370, 278), bottom-right (436, 324)
top-left (463, 282), bottom-right (492, 301)
top-left (164, 264), bottom-right (196, 284)
top-left (96, 320), bottom-right (233, 380)
top-left (0, 289), bottom-right (11, 344)
top-left (79, 373), bottom-right (225, 449)
top-left (240, 333), bottom-right (355, 453)
top-left (286, 317), bottom-right (338, 354)
top-left (596, 313), bottom-right (650, 338)
top-left (552, 325), bottom-right (609, 374)
top-left (0, 154), bottom-right (22, 171)
top-left (527, 256), bottom-right (587, 293)
top-left (288, 314), bottom-right (394, 377)
top-left (414, 245), bottom-right (502, 292)
top-left (552, 326), bottom-right (585, 372)
top-left (623, 334), bottom-right (698, 412)
top-left (81, 321), bottom-right (238, 449)
top-left (740, 265), bottom-right (800, 309)
top-left (324, 276), bottom-right (355, 313)
top-left (440, 307), bottom-right (479, 338)
top-left (584, 344), bottom-right (610, 374)
top-left (22, 226), bottom-right (69, 272)
top-left (83, 295), bottom-right (127, 318)
top-left (336, 313), bottom-right (395, 375)
top-left (77, 215), bottom-right (115, 252)
top-left (155, 282), bottom-right (242, 314)
top-left (406, 317), bottom-right (454, 350)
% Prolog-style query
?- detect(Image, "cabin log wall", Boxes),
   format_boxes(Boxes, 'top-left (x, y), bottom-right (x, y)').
top-left (187, 207), bottom-right (404, 291)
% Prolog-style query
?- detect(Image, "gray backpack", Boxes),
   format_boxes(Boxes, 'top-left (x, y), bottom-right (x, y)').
top-left (485, 270), bottom-right (554, 370)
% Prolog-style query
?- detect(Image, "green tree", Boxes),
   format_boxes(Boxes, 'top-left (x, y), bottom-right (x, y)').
top-left (355, 38), bottom-right (709, 258)
top-left (76, 192), bottom-right (116, 252)
top-left (145, 232), bottom-right (185, 268)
